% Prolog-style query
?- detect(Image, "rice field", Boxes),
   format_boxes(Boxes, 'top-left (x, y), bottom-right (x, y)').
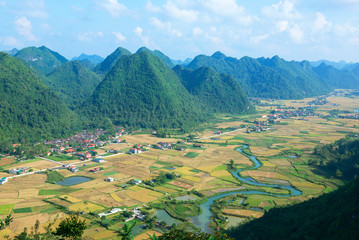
top-left (68, 201), bottom-right (104, 212)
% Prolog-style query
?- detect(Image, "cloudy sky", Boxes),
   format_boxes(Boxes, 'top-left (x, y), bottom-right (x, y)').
top-left (1, 0), bottom-right (359, 62)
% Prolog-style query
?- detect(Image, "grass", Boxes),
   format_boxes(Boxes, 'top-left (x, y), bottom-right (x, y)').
top-left (13, 207), bottom-right (33, 213)
top-left (38, 187), bottom-right (80, 196)
top-left (46, 170), bottom-right (64, 184)
top-left (103, 171), bottom-right (119, 176)
top-left (0, 204), bottom-right (15, 215)
top-left (46, 155), bottom-right (78, 161)
top-left (184, 152), bottom-right (200, 158)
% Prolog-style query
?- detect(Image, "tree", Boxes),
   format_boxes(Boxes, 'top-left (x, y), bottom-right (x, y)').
top-left (4, 214), bottom-right (13, 227)
top-left (118, 221), bottom-right (136, 240)
top-left (55, 214), bottom-right (86, 239)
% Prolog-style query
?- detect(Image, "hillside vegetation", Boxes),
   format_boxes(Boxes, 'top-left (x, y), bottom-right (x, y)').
top-left (310, 134), bottom-right (359, 180)
top-left (0, 53), bottom-right (82, 148)
top-left (15, 46), bottom-right (68, 75)
top-left (226, 178), bottom-right (359, 240)
top-left (81, 51), bottom-right (208, 129)
top-left (174, 65), bottom-right (254, 114)
top-left (45, 61), bottom-right (102, 109)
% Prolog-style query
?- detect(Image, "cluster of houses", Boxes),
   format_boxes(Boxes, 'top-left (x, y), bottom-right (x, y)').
top-left (97, 207), bottom-right (145, 221)
top-left (154, 142), bottom-right (172, 150)
top-left (0, 177), bottom-right (8, 185)
top-left (246, 121), bottom-right (270, 133)
top-left (338, 114), bottom-right (359, 120)
top-left (9, 167), bottom-right (31, 175)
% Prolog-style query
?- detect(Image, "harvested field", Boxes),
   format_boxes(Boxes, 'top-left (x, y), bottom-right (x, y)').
top-left (68, 201), bottom-right (104, 212)
top-left (153, 186), bottom-right (178, 193)
top-left (113, 191), bottom-right (142, 206)
top-left (59, 195), bottom-right (82, 203)
top-left (0, 192), bottom-right (18, 199)
top-left (197, 165), bottom-right (220, 173)
top-left (126, 187), bottom-right (163, 203)
top-left (18, 189), bottom-right (39, 198)
top-left (91, 230), bottom-right (117, 239)
top-left (291, 181), bottom-right (325, 189)
top-left (134, 230), bottom-right (162, 240)
top-left (5, 160), bottom-right (59, 171)
top-left (0, 157), bottom-right (15, 167)
top-left (174, 166), bottom-right (195, 175)
top-left (222, 208), bottom-right (264, 218)
top-left (110, 192), bottom-right (122, 202)
top-left (121, 134), bottom-right (178, 145)
top-left (243, 170), bottom-right (277, 178)
top-left (182, 175), bottom-right (201, 182)
top-left (10, 213), bottom-right (49, 233)
top-left (210, 170), bottom-right (232, 178)
top-left (167, 180), bottom-right (193, 189)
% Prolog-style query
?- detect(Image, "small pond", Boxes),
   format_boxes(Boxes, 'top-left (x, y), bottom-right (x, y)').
top-left (249, 207), bottom-right (263, 212)
top-left (56, 176), bottom-right (92, 186)
top-left (154, 210), bottom-right (182, 226)
top-left (175, 195), bottom-right (199, 201)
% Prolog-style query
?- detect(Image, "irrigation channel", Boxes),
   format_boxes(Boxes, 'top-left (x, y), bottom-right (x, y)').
top-left (188, 145), bottom-right (302, 233)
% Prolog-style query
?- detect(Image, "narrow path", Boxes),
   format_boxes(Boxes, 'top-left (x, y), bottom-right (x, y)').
top-left (198, 128), bottom-right (244, 140)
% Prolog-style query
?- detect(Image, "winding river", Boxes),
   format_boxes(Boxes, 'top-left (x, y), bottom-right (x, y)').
top-left (189, 145), bottom-right (302, 233)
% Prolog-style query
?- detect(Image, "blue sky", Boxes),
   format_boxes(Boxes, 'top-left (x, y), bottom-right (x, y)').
top-left (1, 0), bottom-right (359, 62)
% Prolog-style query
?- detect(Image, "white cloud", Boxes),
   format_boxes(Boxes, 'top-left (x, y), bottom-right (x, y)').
top-left (164, 1), bottom-right (198, 23)
top-left (313, 12), bottom-right (331, 32)
top-left (146, 1), bottom-right (161, 13)
top-left (201, 0), bottom-right (254, 25)
top-left (262, 0), bottom-right (301, 20)
top-left (134, 27), bottom-right (143, 37)
top-left (14, 17), bottom-right (36, 41)
top-left (250, 34), bottom-right (270, 45)
top-left (0, 36), bottom-right (21, 46)
top-left (96, 0), bottom-right (128, 17)
top-left (78, 31), bottom-right (104, 41)
top-left (288, 24), bottom-right (304, 43)
top-left (276, 21), bottom-right (289, 32)
top-left (134, 26), bottom-right (150, 46)
top-left (112, 31), bottom-right (126, 41)
top-left (150, 17), bottom-right (182, 37)
top-left (193, 27), bottom-right (203, 37)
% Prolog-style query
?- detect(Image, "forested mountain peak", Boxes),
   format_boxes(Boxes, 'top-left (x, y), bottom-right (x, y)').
top-left (94, 46), bottom-right (132, 75)
top-left (45, 60), bottom-right (101, 109)
top-left (81, 51), bottom-right (206, 129)
top-left (136, 46), bottom-right (175, 68)
top-left (14, 46), bottom-right (68, 75)
top-left (0, 53), bottom-right (81, 147)
top-left (211, 51), bottom-right (227, 60)
top-left (72, 53), bottom-right (104, 66)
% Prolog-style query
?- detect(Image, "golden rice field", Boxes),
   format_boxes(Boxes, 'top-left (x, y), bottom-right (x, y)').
top-left (222, 208), bottom-right (264, 218)
top-left (68, 201), bottom-right (104, 212)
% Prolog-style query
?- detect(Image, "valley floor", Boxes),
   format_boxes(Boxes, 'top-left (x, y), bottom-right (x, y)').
top-left (1, 90), bottom-right (358, 239)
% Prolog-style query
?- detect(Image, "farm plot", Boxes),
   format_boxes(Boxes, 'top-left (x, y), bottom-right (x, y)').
top-left (125, 187), bottom-right (163, 203)
top-left (5, 159), bottom-right (59, 171)
top-left (167, 180), bottom-right (193, 189)
top-left (0, 204), bottom-right (15, 215)
top-left (0, 157), bottom-right (16, 167)
top-left (68, 201), bottom-right (104, 212)
top-left (222, 208), bottom-right (264, 218)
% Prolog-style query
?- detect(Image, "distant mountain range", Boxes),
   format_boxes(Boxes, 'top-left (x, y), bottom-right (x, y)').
top-left (1, 44), bottom-right (359, 145)
top-left (71, 53), bottom-right (104, 66)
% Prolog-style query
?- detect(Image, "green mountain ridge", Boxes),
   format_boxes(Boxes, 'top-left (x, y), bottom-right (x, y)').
top-left (0, 53), bottom-right (82, 146)
top-left (173, 65), bottom-right (254, 114)
top-left (44, 61), bottom-right (102, 109)
top-left (15, 46), bottom-right (68, 75)
top-left (187, 52), bottom-right (359, 99)
top-left (81, 51), bottom-right (207, 129)
top-left (137, 47), bottom-right (175, 68)
top-left (94, 47), bottom-right (132, 76)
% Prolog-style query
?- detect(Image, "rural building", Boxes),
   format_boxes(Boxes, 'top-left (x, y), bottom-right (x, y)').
top-left (68, 166), bottom-right (79, 172)
top-left (106, 177), bottom-right (114, 182)
top-left (90, 167), bottom-right (101, 173)
top-left (98, 208), bottom-right (123, 218)
top-left (0, 177), bottom-right (8, 185)
top-left (93, 158), bottom-right (106, 163)
top-left (129, 148), bottom-right (142, 154)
